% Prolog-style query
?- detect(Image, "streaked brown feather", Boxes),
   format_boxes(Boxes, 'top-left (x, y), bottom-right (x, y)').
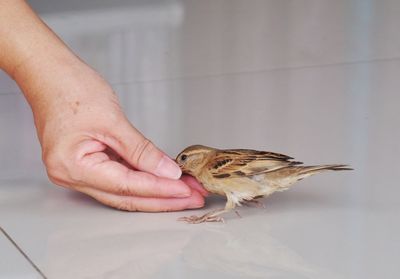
top-left (207, 149), bottom-right (303, 179)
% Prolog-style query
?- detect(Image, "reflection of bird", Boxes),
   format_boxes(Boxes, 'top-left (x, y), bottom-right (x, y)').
top-left (176, 145), bottom-right (352, 224)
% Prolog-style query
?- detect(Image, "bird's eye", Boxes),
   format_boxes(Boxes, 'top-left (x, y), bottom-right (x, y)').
top-left (180, 154), bottom-right (187, 161)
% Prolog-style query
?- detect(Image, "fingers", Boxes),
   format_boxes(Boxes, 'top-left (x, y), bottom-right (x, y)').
top-left (181, 175), bottom-right (209, 197)
top-left (106, 120), bottom-right (181, 179)
top-left (78, 186), bottom-right (205, 212)
top-left (52, 141), bottom-right (206, 212)
top-left (78, 152), bottom-right (190, 198)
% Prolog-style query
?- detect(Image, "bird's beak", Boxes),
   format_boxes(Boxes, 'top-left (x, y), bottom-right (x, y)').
top-left (179, 165), bottom-right (188, 174)
top-left (175, 160), bottom-right (190, 175)
top-left (175, 159), bottom-right (185, 172)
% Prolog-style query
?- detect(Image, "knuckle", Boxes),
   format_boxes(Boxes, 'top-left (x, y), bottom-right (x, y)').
top-left (130, 138), bottom-right (154, 167)
top-left (116, 198), bottom-right (137, 212)
top-left (47, 172), bottom-right (60, 184)
top-left (47, 173), bottom-right (61, 186)
top-left (116, 183), bottom-right (136, 196)
top-left (46, 171), bottom-right (74, 190)
top-left (42, 146), bottom-right (82, 186)
top-left (43, 151), bottom-right (60, 172)
top-left (43, 151), bottom-right (67, 183)
top-left (115, 188), bottom-right (126, 196)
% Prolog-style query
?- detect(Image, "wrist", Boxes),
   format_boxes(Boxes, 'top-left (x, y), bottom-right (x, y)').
top-left (13, 50), bottom-right (84, 108)
top-left (14, 49), bottom-right (117, 141)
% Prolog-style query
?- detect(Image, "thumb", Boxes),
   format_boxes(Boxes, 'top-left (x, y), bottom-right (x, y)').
top-left (108, 119), bottom-right (182, 179)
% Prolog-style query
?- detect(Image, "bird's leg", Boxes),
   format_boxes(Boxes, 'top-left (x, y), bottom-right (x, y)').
top-left (178, 194), bottom-right (236, 224)
top-left (243, 198), bottom-right (266, 208)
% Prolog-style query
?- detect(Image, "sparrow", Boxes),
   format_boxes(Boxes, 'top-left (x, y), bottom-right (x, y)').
top-left (176, 145), bottom-right (352, 224)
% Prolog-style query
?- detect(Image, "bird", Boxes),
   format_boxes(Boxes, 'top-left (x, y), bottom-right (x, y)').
top-left (175, 145), bottom-right (352, 224)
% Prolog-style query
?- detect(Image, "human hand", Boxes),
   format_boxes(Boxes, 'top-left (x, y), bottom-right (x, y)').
top-left (15, 56), bottom-right (207, 211)
top-left (0, 0), bottom-right (207, 211)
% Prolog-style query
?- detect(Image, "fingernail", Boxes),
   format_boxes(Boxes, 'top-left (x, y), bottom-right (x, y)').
top-left (155, 155), bottom-right (182, 179)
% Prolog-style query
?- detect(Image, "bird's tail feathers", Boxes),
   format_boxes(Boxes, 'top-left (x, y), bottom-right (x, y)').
top-left (262, 164), bottom-right (352, 192)
top-left (298, 164), bottom-right (353, 177)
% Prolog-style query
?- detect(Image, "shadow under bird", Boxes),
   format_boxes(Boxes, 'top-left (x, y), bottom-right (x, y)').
top-left (176, 145), bottom-right (352, 224)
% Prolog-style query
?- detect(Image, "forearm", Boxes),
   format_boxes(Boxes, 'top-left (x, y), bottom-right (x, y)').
top-left (0, 0), bottom-right (105, 132)
top-left (0, 0), bottom-right (78, 74)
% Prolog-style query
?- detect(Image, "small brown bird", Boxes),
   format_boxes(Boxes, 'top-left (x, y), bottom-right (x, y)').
top-left (176, 145), bottom-right (352, 224)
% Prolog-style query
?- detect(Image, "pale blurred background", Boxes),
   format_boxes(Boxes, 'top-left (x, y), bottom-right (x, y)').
top-left (1, 1), bottom-right (399, 278)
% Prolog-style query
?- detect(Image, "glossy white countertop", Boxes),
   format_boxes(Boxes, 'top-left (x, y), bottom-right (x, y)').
top-left (1, 0), bottom-right (400, 278)
top-left (1, 170), bottom-right (398, 279)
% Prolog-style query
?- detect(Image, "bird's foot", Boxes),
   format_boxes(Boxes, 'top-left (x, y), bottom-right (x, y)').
top-left (178, 210), bottom-right (225, 224)
top-left (243, 199), bottom-right (265, 208)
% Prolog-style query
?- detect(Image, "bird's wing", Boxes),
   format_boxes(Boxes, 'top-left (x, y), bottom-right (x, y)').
top-left (207, 149), bottom-right (302, 179)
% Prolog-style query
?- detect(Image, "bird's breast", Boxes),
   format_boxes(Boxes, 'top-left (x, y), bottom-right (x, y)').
top-left (196, 173), bottom-right (227, 196)
top-left (196, 172), bottom-right (273, 198)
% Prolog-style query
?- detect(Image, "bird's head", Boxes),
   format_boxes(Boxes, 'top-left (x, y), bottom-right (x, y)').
top-left (175, 145), bottom-right (215, 177)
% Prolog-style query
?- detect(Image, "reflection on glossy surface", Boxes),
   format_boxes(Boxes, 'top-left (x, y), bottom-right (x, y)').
top-left (44, 214), bottom-right (340, 279)
top-left (1, 0), bottom-right (400, 278)
top-left (1, 182), bottom-right (349, 279)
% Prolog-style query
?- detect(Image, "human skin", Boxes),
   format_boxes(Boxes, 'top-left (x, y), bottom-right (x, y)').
top-left (0, 0), bottom-right (207, 211)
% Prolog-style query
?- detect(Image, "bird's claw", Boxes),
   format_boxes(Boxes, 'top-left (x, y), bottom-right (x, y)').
top-left (178, 212), bottom-right (225, 224)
